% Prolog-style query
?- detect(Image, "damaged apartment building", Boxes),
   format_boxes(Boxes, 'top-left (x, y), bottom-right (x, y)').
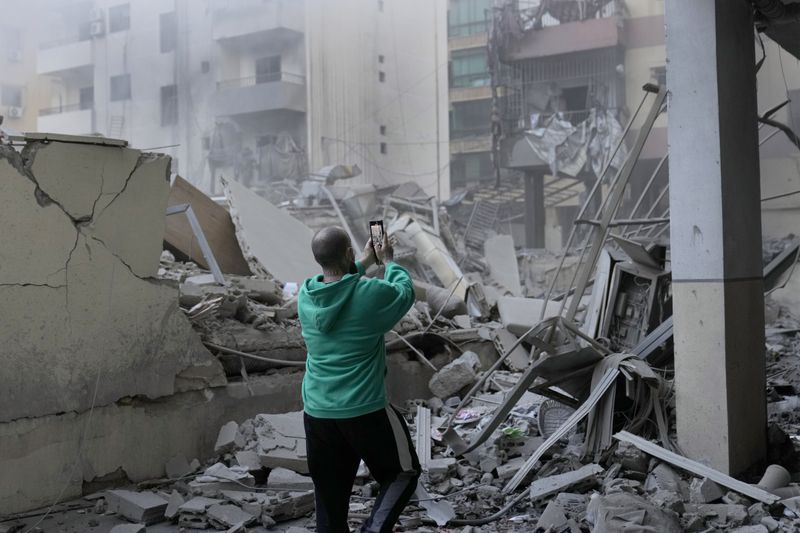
top-left (2, 0), bottom-right (800, 532)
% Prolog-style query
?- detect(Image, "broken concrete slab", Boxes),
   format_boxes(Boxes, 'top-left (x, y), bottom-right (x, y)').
top-left (251, 411), bottom-right (309, 474)
top-left (0, 142), bottom-right (226, 424)
top-left (491, 328), bottom-right (529, 371)
top-left (497, 296), bottom-right (564, 336)
top-left (165, 175), bottom-right (252, 275)
top-left (587, 492), bottom-right (682, 533)
top-left (235, 450), bottom-right (262, 472)
top-left (268, 467), bottom-right (314, 491)
top-left (529, 463), bottom-right (604, 501)
top-left (428, 351), bottom-right (480, 399)
top-left (536, 499), bottom-right (568, 530)
top-left (223, 177), bottom-right (318, 283)
top-left (207, 503), bottom-right (257, 529)
top-left (105, 489), bottom-right (168, 525)
top-left (484, 233), bottom-right (522, 297)
top-left (164, 490), bottom-right (184, 520)
top-left (179, 496), bottom-right (223, 514)
top-left (215, 421), bottom-right (245, 455)
top-left (690, 477), bottom-right (725, 503)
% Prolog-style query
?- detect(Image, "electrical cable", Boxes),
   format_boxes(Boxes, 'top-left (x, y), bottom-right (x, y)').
top-left (203, 342), bottom-right (306, 367)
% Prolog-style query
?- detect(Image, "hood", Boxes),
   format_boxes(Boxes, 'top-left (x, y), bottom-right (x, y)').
top-left (300, 272), bottom-right (360, 332)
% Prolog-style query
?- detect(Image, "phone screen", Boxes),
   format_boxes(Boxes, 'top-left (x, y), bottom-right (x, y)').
top-left (369, 220), bottom-right (384, 264)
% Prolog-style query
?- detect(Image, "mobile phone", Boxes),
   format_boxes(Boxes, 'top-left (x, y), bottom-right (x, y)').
top-left (369, 220), bottom-right (384, 265)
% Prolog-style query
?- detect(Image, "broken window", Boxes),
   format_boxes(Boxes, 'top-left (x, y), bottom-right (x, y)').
top-left (79, 87), bottom-right (94, 110)
top-left (161, 84), bottom-right (178, 126)
top-left (1, 84), bottom-right (22, 107)
top-left (255, 56), bottom-right (281, 84)
top-left (160, 12), bottom-right (177, 53)
top-left (109, 4), bottom-right (130, 33)
top-left (110, 74), bottom-right (131, 101)
top-left (451, 49), bottom-right (489, 88)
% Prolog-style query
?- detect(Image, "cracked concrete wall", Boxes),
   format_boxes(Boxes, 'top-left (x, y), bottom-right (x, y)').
top-left (0, 139), bottom-right (226, 423)
top-left (0, 371), bottom-right (303, 515)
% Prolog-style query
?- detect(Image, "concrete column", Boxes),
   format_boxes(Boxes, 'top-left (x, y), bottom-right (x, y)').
top-left (666, 0), bottom-right (766, 474)
top-left (524, 170), bottom-right (545, 248)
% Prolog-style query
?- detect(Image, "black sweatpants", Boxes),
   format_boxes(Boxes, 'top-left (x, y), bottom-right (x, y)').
top-left (304, 406), bottom-right (421, 533)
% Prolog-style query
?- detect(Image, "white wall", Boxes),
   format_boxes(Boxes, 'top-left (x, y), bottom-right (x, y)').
top-left (306, 0), bottom-right (450, 199)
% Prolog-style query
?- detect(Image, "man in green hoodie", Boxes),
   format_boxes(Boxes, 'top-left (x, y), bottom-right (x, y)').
top-left (299, 226), bottom-right (420, 533)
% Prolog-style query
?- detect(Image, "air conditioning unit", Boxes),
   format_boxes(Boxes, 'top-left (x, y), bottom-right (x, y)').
top-left (7, 50), bottom-right (22, 63)
top-left (7, 106), bottom-right (23, 118)
top-left (90, 20), bottom-right (105, 37)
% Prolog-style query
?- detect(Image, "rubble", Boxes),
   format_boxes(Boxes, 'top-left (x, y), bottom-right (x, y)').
top-left (105, 490), bottom-right (168, 525)
top-left (428, 351), bottom-right (481, 399)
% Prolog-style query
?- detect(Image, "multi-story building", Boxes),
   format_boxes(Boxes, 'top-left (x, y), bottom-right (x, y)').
top-left (447, 0), bottom-right (493, 190)
top-left (0, 3), bottom-right (47, 136)
top-left (33, 0), bottom-right (449, 200)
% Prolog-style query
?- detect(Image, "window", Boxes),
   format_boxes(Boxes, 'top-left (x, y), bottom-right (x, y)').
top-left (79, 87), bottom-right (94, 110)
top-left (378, 0), bottom-right (384, 12)
top-left (201, 60), bottom-right (210, 74)
top-left (378, 54), bottom-right (385, 64)
top-left (451, 50), bottom-right (489, 88)
top-left (448, 0), bottom-right (490, 37)
top-left (379, 71), bottom-right (386, 83)
top-left (202, 136), bottom-right (211, 150)
top-left (109, 4), bottom-right (130, 33)
top-left (160, 12), bottom-right (177, 53)
top-left (379, 125), bottom-right (386, 136)
top-left (160, 85), bottom-right (178, 126)
top-left (110, 74), bottom-right (131, 101)
top-left (1, 84), bottom-right (22, 107)
top-left (451, 100), bottom-right (490, 139)
top-left (255, 56), bottom-right (281, 84)
top-left (380, 142), bottom-right (387, 155)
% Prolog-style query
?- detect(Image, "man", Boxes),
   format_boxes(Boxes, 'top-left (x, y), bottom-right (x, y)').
top-left (298, 226), bottom-right (420, 533)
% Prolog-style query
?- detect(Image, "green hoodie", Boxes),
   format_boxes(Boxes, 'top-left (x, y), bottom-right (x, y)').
top-left (299, 261), bottom-right (415, 419)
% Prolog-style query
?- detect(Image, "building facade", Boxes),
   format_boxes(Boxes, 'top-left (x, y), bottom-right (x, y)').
top-left (33, 0), bottom-right (449, 199)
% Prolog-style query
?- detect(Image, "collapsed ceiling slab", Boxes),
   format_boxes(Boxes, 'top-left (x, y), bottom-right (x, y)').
top-left (223, 177), bottom-right (318, 284)
top-left (0, 140), bottom-right (225, 423)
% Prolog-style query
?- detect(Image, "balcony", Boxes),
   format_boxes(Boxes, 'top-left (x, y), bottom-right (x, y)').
top-left (212, 0), bottom-right (303, 49)
top-left (504, 10), bottom-right (622, 61)
top-left (450, 134), bottom-right (491, 155)
top-left (37, 104), bottom-right (94, 135)
top-left (37, 38), bottom-right (93, 75)
top-left (213, 72), bottom-right (306, 117)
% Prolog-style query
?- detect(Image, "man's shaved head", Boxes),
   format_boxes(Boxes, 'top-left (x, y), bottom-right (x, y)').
top-left (311, 226), bottom-right (352, 270)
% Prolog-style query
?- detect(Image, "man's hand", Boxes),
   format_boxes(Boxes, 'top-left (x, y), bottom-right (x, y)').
top-left (375, 232), bottom-right (394, 264)
top-left (361, 239), bottom-right (377, 269)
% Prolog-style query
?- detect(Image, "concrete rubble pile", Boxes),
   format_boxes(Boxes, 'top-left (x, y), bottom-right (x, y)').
top-left (6, 139), bottom-right (800, 532)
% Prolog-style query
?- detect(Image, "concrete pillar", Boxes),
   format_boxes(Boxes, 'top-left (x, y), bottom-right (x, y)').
top-left (666, 0), bottom-right (766, 474)
top-left (524, 170), bottom-right (545, 248)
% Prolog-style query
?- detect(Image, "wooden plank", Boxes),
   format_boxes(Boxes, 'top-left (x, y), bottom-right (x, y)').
top-left (613, 431), bottom-right (780, 504)
top-left (164, 176), bottom-right (251, 275)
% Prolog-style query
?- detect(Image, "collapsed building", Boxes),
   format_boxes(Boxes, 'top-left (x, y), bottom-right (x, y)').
top-left (2, 1), bottom-right (800, 532)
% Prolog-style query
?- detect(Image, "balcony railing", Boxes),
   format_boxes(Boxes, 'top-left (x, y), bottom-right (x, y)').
top-left (38, 102), bottom-right (92, 116)
top-left (39, 31), bottom-right (91, 50)
top-left (216, 72), bottom-right (306, 91)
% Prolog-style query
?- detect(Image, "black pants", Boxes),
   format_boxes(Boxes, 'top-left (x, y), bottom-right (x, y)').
top-left (304, 406), bottom-right (421, 533)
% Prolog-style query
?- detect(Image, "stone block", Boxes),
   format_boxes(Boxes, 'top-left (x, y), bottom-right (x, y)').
top-left (268, 467), bottom-right (314, 491)
top-left (105, 490), bottom-right (168, 525)
top-left (164, 490), bottom-right (184, 520)
top-left (428, 351), bottom-right (480, 399)
top-left (254, 412), bottom-right (308, 473)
